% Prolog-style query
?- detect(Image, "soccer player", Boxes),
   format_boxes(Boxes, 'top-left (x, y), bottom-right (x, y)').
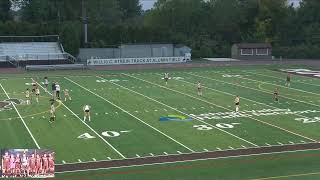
top-left (35, 87), bottom-right (40, 103)
top-left (21, 153), bottom-right (28, 177)
top-left (51, 81), bottom-right (56, 100)
top-left (285, 73), bottom-right (291, 87)
top-left (14, 154), bottom-right (21, 177)
top-left (49, 102), bottom-right (56, 123)
top-left (164, 72), bottom-right (169, 85)
top-left (48, 154), bottom-right (54, 175)
top-left (197, 81), bottom-right (202, 96)
top-left (64, 89), bottom-right (72, 102)
top-left (44, 77), bottom-right (49, 92)
top-left (9, 154), bottom-right (15, 177)
top-left (83, 105), bottom-right (91, 122)
top-left (2, 152), bottom-right (10, 177)
top-left (273, 88), bottom-right (279, 102)
top-left (55, 83), bottom-right (61, 100)
top-left (31, 80), bottom-right (37, 94)
top-left (35, 154), bottom-right (41, 177)
top-left (234, 95), bottom-right (240, 113)
top-left (42, 154), bottom-right (48, 176)
top-left (28, 154), bottom-right (36, 177)
top-left (25, 89), bottom-right (31, 105)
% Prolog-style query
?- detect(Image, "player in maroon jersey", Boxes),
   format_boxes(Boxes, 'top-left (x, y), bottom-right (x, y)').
top-left (2, 152), bottom-right (10, 177)
top-left (42, 154), bottom-right (49, 176)
top-left (14, 154), bottom-right (21, 177)
top-left (48, 153), bottom-right (54, 175)
top-left (9, 154), bottom-right (15, 177)
top-left (35, 154), bottom-right (42, 176)
top-left (28, 154), bottom-right (36, 177)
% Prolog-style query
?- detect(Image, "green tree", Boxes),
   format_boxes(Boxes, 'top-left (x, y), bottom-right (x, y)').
top-left (0, 0), bottom-right (11, 22)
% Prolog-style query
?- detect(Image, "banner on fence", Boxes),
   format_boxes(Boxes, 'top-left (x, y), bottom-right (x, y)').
top-left (87, 56), bottom-right (188, 65)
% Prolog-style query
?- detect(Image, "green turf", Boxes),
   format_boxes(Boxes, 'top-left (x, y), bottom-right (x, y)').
top-left (0, 65), bottom-right (320, 179)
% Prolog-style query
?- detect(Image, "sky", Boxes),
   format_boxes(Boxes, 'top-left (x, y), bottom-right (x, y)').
top-left (140, 0), bottom-right (302, 10)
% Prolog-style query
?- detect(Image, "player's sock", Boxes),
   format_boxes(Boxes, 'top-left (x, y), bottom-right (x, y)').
top-left (83, 117), bottom-right (86, 121)
top-left (89, 116), bottom-right (91, 121)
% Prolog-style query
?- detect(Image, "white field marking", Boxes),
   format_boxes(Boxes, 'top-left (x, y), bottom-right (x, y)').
top-left (33, 79), bottom-right (126, 159)
top-left (31, 117), bottom-right (34, 119)
top-left (229, 146), bottom-right (234, 149)
top-left (177, 151), bottom-right (182, 154)
top-left (66, 76), bottom-right (194, 153)
top-left (62, 160), bottom-right (66, 164)
top-left (301, 140), bottom-right (306, 143)
top-left (0, 83), bottom-right (41, 149)
top-left (289, 141), bottom-right (295, 144)
top-left (154, 109), bottom-right (158, 112)
top-left (239, 74), bottom-right (320, 98)
top-left (55, 141), bottom-right (314, 166)
top-left (241, 145), bottom-right (247, 148)
top-left (164, 152), bottom-right (168, 155)
top-left (247, 71), bottom-right (320, 87)
top-left (144, 110), bottom-right (149, 112)
top-left (216, 147), bottom-right (222, 150)
top-left (163, 109), bottom-right (168, 111)
top-left (92, 158), bottom-right (96, 161)
top-left (78, 159), bottom-right (82, 162)
top-left (203, 149), bottom-right (209, 152)
top-left (134, 111), bottom-right (139, 113)
top-left (107, 157), bottom-right (111, 160)
top-left (105, 112), bottom-right (108, 115)
top-left (265, 143), bottom-right (271, 146)
top-left (149, 153), bottom-right (154, 156)
top-left (277, 142), bottom-right (283, 145)
top-left (64, 115), bottom-right (67, 117)
top-left (141, 73), bottom-right (318, 143)
top-left (118, 74), bottom-right (258, 147)
top-left (136, 154), bottom-right (140, 158)
top-left (184, 73), bottom-right (317, 142)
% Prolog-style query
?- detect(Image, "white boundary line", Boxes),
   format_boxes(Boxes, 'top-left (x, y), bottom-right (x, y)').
top-left (100, 75), bottom-right (258, 147)
top-left (0, 83), bottom-right (41, 149)
top-left (56, 147), bottom-right (320, 174)
top-left (33, 79), bottom-right (126, 159)
top-left (247, 71), bottom-right (320, 87)
top-left (64, 77), bottom-right (195, 153)
top-left (127, 73), bottom-right (317, 143)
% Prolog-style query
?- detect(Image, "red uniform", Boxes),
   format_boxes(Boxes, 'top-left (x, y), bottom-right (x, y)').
top-left (29, 157), bottom-right (36, 170)
top-left (42, 157), bottom-right (48, 171)
top-left (36, 157), bottom-right (41, 171)
top-left (48, 156), bottom-right (54, 171)
top-left (2, 155), bottom-right (10, 171)
top-left (15, 157), bottom-right (21, 171)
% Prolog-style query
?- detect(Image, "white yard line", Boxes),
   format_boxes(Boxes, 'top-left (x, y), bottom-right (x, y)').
top-left (33, 79), bottom-right (126, 159)
top-left (64, 77), bottom-right (195, 153)
top-left (122, 74), bottom-right (258, 147)
top-left (0, 83), bottom-right (41, 149)
top-left (56, 147), bottom-right (320, 174)
top-left (247, 71), bottom-right (320, 87)
top-left (184, 73), bottom-right (318, 142)
top-left (128, 73), bottom-right (317, 142)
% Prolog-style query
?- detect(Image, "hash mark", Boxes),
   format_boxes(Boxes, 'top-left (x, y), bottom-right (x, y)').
top-left (92, 158), bottom-right (96, 161)
top-left (203, 149), bottom-right (209, 152)
top-left (241, 145), bottom-right (246, 148)
top-left (177, 151), bottom-right (182, 154)
top-left (277, 142), bottom-right (283, 145)
top-left (107, 157), bottom-right (111, 160)
top-left (136, 154), bottom-right (140, 158)
top-left (62, 160), bottom-right (66, 164)
top-left (289, 141), bottom-right (295, 144)
top-left (300, 140), bottom-right (306, 143)
top-left (229, 146), bottom-right (234, 149)
top-left (164, 152), bottom-right (168, 155)
top-left (216, 147), bottom-right (222, 150)
top-left (149, 153), bottom-right (154, 156)
top-left (265, 143), bottom-right (271, 146)
top-left (78, 159), bottom-right (82, 162)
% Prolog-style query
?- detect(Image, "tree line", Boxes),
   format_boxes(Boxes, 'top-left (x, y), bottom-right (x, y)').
top-left (0, 0), bottom-right (319, 59)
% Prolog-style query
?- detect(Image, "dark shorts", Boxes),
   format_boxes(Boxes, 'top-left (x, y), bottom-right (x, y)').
top-left (36, 93), bottom-right (39, 96)
top-left (85, 110), bottom-right (90, 113)
top-left (165, 78), bottom-right (168, 81)
top-left (235, 102), bottom-right (239, 106)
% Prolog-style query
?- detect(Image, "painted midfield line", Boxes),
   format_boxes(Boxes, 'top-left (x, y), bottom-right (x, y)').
top-left (64, 77), bottom-right (195, 153)
top-left (127, 73), bottom-right (316, 143)
top-left (185, 73), bottom-right (317, 142)
top-left (111, 75), bottom-right (258, 147)
top-left (34, 79), bottom-right (126, 159)
top-left (0, 83), bottom-right (41, 149)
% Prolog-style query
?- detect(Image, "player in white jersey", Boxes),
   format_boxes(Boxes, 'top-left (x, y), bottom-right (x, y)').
top-left (63, 89), bottom-right (71, 102)
top-left (55, 83), bottom-right (61, 100)
top-left (83, 105), bottom-right (91, 122)
top-left (234, 95), bottom-right (240, 113)
top-left (35, 87), bottom-right (40, 103)
top-left (197, 81), bottom-right (202, 96)
top-left (44, 77), bottom-right (49, 92)
top-left (25, 89), bottom-right (31, 105)
top-left (49, 102), bottom-right (56, 123)
top-left (164, 73), bottom-right (169, 85)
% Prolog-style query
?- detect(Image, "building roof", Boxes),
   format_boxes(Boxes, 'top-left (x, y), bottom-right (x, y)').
top-left (234, 43), bottom-right (272, 48)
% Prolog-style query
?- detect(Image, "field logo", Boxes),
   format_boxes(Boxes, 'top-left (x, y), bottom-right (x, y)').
top-left (0, 99), bottom-right (24, 111)
top-left (159, 115), bottom-right (192, 122)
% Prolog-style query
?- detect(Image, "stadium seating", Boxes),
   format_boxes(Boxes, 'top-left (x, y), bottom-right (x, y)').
top-left (0, 42), bottom-right (66, 61)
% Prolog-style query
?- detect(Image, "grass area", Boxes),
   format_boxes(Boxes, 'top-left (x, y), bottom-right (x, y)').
top-left (0, 65), bottom-right (320, 179)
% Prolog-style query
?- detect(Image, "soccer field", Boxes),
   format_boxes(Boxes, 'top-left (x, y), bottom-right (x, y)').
top-left (1, 66), bottom-right (320, 179)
